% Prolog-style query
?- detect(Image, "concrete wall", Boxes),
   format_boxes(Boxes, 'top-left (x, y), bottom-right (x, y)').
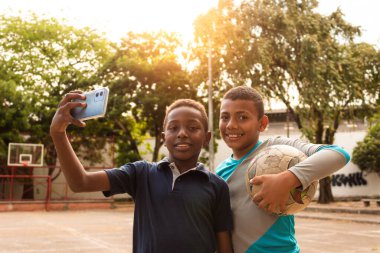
top-left (329, 131), bottom-right (379, 198)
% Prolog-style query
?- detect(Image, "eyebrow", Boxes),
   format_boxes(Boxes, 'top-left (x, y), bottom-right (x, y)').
top-left (167, 119), bottom-right (202, 124)
top-left (220, 110), bottom-right (249, 114)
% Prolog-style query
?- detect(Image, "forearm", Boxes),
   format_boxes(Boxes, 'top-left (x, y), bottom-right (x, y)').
top-left (289, 148), bottom-right (347, 190)
top-left (268, 137), bottom-right (349, 189)
top-left (51, 131), bottom-right (88, 192)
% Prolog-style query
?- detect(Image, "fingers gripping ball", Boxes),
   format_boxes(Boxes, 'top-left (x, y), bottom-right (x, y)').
top-left (245, 145), bottom-right (318, 215)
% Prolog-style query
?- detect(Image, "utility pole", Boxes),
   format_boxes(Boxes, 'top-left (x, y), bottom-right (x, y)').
top-left (286, 108), bottom-right (290, 138)
top-left (208, 38), bottom-right (214, 171)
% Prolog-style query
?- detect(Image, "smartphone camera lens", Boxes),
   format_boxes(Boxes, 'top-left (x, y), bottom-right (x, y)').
top-left (96, 93), bottom-right (99, 97)
top-left (100, 91), bottom-right (103, 96)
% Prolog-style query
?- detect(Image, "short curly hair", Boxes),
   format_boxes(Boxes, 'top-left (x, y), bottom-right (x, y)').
top-left (163, 99), bottom-right (209, 132)
top-left (223, 86), bottom-right (264, 119)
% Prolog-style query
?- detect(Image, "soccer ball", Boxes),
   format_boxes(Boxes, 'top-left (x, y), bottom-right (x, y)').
top-left (245, 145), bottom-right (318, 215)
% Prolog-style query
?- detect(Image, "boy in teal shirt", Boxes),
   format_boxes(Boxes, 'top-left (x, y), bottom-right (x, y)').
top-left (216, 86), bottom-right (350, 253)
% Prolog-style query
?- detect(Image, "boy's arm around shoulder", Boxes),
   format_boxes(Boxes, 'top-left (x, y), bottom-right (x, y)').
top-left (50, 91), bottom-right (110, 193)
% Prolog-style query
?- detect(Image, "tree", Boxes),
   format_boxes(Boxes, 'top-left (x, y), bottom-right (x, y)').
top-left (192, 0), bottom-right (380, 203)
top-left (105, 31), bottom-right (197, 162)
top-left (352, 112), bottom-right (380, 176)
top-left (0, 14), bottom-right (112, 176)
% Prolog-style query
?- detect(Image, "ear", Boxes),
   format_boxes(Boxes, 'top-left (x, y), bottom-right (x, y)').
top-left (203, 131), bottom-right (211, 148)
top-left (161, 132), bottom-right (166, 146)
top-left (259, 115), bottom-right (269, 132)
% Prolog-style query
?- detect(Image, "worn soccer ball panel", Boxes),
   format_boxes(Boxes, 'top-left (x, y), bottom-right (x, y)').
top-left (245, 145), bottom-right (318, 215)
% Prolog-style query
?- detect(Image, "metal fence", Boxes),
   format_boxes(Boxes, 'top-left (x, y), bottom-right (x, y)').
top-left (0, 165), bottom-right (117, 210)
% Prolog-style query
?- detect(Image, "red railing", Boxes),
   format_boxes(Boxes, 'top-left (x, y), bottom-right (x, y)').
top-left (0, 174), bottom-right (51, 209)
top-left (0, 165), bottom-right (117, 210)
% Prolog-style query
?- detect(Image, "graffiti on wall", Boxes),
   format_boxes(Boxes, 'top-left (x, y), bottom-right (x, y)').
top-left (332, 172), bottom-right (368, 187)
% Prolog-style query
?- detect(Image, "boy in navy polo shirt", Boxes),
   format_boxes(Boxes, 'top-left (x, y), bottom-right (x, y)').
top-left (50, 94), bottom-right (233, 253)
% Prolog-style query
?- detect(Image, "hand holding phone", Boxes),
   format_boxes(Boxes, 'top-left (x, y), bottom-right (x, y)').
top-left (71, 87), bottom-right (109, 121)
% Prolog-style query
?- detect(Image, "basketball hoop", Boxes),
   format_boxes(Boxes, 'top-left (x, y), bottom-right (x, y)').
top-left (7, 143), bottom-right (43, 167)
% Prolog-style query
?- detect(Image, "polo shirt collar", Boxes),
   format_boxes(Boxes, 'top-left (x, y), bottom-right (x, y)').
top-left (157, 157), bottom-right (211, 181)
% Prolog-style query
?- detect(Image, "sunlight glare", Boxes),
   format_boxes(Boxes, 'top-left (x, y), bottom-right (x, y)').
top-left (0, 0), bottom-right (219, 43)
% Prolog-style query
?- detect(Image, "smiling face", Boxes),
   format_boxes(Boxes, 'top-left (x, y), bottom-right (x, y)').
top-left (163, 106), bottom-right (211, 171)
top-left (219, 99), bottom-right (268, 159)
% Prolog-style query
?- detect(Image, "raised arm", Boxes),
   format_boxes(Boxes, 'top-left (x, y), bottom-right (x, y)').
top-left (50, 91), bottom-right (110, 193)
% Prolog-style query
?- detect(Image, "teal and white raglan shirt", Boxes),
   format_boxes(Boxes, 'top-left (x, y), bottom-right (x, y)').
top-left (216, 136), bottom-right (350, 253)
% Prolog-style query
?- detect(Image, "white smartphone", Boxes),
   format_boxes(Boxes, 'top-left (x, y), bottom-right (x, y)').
top-left (71, 87), bottom-right (109, 121)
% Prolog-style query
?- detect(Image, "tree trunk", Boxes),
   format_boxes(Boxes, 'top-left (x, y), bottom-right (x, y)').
top-left (318, 176), bottom-right (334, 203)
top-left (317, 116), bottom-right (340, 204)
top-left (124, 129), bottom-right (141, 158)
top-left (152, 123), bottom-right (163, 162)
top-left (152, 133), bottom-right (162, 162)
top-left (115, 120), bottom-right (141, 161)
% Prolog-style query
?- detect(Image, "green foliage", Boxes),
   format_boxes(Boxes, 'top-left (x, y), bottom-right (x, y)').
top-left (0, 14), bottom-right (198, 169)
top-left (192, 0), bottom-right (380, 202)
top-left (0, 80), bottom-right (30, 164)
top-left (0, 14), bottom-right (112, 167)
top-left (193, 0), bottom-right (380, 146)
top-left (105, 31), bottom-right (197, 161)
top-left (352, 113), bottom-right (380, 175)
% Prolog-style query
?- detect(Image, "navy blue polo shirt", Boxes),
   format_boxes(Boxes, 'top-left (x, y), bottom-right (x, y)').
top-left (103, 158), bottom-right (233, 253)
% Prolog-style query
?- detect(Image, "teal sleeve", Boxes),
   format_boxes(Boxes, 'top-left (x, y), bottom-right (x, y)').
top-left (317, 145), bottom-right (351, 164)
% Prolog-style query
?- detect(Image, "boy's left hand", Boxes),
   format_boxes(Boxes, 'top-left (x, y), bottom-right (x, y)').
top-left (250, 171), bottom-right (301, 214)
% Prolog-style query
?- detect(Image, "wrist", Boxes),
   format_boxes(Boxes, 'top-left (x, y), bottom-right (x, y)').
top-left (280, 170), bottom-right (302, 190)
top-left (50, 129), bottom-right (67, 138)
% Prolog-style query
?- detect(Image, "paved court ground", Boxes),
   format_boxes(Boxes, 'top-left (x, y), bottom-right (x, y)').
top-left (0, 208), bottom-right (133, 253)
top-left (1, 206), bottom-right (379, 253)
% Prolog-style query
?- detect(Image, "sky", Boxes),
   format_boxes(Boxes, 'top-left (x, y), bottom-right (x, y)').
top-left (0, 0), bottom-right (379, 48)
top-left (316, 0), bottom-right (380, 47)
top-left (0, 0), bottom-right (219, 43)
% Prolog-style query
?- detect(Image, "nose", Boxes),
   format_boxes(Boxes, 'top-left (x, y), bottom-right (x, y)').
top-left (226, 117), bottom-right (238, 130)
top-left (177, 127), bottom-right (188, 138)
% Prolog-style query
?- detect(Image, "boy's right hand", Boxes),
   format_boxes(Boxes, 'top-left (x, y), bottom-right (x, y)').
top-left (50, 91), bottom-right (87, 134)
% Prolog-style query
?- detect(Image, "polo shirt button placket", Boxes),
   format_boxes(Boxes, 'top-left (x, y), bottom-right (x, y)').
top-left (172, 178), bottom-right (182, 192)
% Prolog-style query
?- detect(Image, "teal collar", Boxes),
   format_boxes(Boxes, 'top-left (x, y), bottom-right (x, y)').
top-left (231, 140), bottom-right (262, 162)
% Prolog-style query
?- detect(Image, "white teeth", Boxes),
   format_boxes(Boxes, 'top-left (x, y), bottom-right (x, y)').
top-left (227, 134), bottom-right (242, 137)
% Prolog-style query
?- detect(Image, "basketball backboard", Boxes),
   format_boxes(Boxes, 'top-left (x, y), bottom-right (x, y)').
top-left (7, 143), bottom-right (44, 167)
